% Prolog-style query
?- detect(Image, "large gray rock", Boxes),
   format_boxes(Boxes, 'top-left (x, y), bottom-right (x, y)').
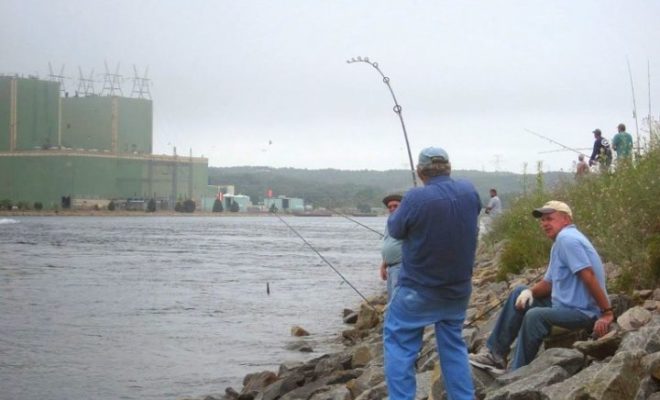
top-left (313, 353), bottom-right (353, 378)
top-left (495, 347), bottom-right (584, 386)
top-left (346, 367), bottom-right (384, 399)
top-left (634, 376), bottom-right (660, 400)
top-left (308, 385), bottom-right (352, 400)
top-left (573, 331), bottom-right (622, 360)
top-left (541, 361), bottom-right (605, 400)
top-left (353, 381), bottom-right (388, 400)
top-left (485, 365), bottom-right (569, 400)
top-left (355, 304), bottom-right (381, 330)
top-left (255, 373), bottom-right (305, 400)
top-left (642, 351), bottom-right (660, 380)
top-left (618, 306), bottom-right (653, 331)
top-left (241, 371), bottom-right (278, 396)
top-left (619, 324), bottom-right (660, 354)
top-left (570, 350), bottom-right (645, 400)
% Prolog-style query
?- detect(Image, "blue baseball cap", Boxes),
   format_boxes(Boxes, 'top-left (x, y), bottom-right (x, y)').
top-left (418, 147), bottom-right (449, 167)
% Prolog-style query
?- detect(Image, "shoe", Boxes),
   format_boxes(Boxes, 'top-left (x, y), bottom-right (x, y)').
top-left (469, 349), bottom-right (506, 374)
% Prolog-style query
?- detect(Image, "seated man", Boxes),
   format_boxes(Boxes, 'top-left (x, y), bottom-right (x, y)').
top-left (469, 200), bottom-right (614, 373)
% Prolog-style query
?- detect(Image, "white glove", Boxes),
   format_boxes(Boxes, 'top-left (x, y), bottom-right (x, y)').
top-left (515, 289), bottom-right (533, 309)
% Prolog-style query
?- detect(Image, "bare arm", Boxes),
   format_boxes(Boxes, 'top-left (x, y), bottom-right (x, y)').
top-left (578, 267), bottom-right (614, 337)
top-left (379, 261), bottom-right (388, 281)
top-left (530, 279), bottom-right (552, 298)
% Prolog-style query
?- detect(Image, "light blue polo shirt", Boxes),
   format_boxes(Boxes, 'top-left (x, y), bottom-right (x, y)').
top-left (543, 225), bottom-right (607, 318)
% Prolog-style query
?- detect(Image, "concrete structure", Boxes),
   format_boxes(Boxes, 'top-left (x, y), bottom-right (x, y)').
top-left (0, 75), bottom-right (208, 208)
top-left (264, 196), bottom-right (305, 212)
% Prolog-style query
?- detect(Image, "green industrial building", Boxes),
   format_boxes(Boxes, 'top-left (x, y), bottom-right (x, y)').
top-left (0, 75), bottom-right (208, 209)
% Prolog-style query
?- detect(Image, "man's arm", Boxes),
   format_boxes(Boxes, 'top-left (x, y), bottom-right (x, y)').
top-left (530, 279), bottom-right (552, 298)
top-left (515, 279), bottom-right (551, 310)
top-left (577, 267), bottom-right (614, 337)
top-left (379, 260), bottom-right (388, 281)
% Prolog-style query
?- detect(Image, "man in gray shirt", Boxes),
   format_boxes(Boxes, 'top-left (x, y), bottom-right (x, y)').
top-left (380, 193), bottom-right (403, 301)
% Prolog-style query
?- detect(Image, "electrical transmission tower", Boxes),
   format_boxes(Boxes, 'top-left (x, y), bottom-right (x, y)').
top-left (130, 65), bottom-right (151, 99)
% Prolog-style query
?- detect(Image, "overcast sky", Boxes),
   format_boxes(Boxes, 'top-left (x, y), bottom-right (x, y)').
top-left (2, 0), bottom-right (659, 172)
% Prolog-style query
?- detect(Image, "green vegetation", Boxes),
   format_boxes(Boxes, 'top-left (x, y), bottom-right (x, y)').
top-left (147, 198), bottom-right (157, 212)
top-left (208, 166), bottom-right (570, 209)
top-left (108, 200), bottom-right (116, 211)
top-left (485, 147), bottom-right (660, 291)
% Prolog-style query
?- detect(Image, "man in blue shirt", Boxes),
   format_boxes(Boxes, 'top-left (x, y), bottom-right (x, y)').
top-left (384, 147), bottom-right (481, 400)
top-left (469, 201), bottom-right (614, 373)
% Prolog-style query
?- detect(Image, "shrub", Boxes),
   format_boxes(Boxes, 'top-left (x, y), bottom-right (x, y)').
top-left (16, 201), bottom-right (30, 210)
top-left (486, 146), bottom-right (660, 289)
top-left (147, 198), bottom-right (157, 212)
top-left (212, 198), bottom-right (224, 212)
top-left (182, 199), bottom-right (196, 213)
top-left (33, 202), bottom-right (43, 210)
top-left (0, 199), bottom-right (12, 210)
top-left (108, 200), bottom-right (116, 211)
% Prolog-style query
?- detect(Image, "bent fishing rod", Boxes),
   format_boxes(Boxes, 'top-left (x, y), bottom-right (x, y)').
top-left (526, 129), bottom-right (586, 155)
top-left (347, 57), bottom-right (417, 188)
top-left (270, 211), bottom-right (376, 309)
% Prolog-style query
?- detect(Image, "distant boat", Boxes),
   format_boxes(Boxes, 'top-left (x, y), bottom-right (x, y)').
top-left (292, 210), bottom-right (332, 217)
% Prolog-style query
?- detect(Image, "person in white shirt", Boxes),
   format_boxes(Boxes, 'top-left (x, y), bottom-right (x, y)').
top-left (485, 188), bottom-right (502, 216)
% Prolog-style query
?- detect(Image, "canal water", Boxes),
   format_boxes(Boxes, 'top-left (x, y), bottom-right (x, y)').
top-left (0, 215), bottom-right (385, 400)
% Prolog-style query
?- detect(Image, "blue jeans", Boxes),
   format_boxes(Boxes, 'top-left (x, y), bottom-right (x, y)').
top-left (487, 285), bottom-right (596, 370)
top-left (384, 285), bottom-right (474, 400)
top-left (387, 264), bottom-right (401, 302)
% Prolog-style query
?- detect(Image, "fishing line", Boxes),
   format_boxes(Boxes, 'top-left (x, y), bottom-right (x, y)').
top-left (464, 269), bottom-right (546, 328)
top-left (325, 207), bottom-right (384, 238)
top-left (271, 211), bottom-right (375, 309)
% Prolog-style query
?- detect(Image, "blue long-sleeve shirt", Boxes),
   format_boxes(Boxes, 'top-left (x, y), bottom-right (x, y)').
top-left (388, 175), bottom-right (481, 298)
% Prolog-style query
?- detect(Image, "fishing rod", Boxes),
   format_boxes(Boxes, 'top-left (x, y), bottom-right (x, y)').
top-left (271, 211), bottom-right (375, 309)
top-left (347, 56), bottom-right (418, 188)
top-left (526, 129), bottom-right (585, 155)
top-left (626, 57), bottom-right (641, 155)
top-left (463, 269), bottom-right (546, 328)
top-left (326, 207), bottom-right (384, 238)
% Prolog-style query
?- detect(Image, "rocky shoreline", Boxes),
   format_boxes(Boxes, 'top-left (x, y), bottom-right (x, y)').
top-left (186, 243), bottom-right (660, 400)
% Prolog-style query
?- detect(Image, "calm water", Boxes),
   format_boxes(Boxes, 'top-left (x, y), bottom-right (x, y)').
top-left (0, 216), bottom-right (385, 400)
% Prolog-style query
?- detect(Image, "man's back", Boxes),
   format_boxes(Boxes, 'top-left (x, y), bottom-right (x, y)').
top-left (613, 131), bottom-right (633, 158)
top-left (388, 175), bottom-right (481, 297)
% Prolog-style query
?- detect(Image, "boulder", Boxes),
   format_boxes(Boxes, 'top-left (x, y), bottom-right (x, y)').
top-left (485, 365), bottom-right (569, 400)
top-left (541, 361), bottom-right (605, 400)
top-left (242, 371), bottom-right (278, 395)
top-left (353, 381), bottom-right (388, 400)
top-left (351, 345), bottom-right (372, 368)
top-left (291, 325), bottom-right (310, 336)
top-left (346, 367), bottom-right (384, 399)
top-left (355, 304), bottom-right (381, 330)
top-left (573, 331), bottom-right (622, 360)
top-left (617, 306), bottom-right (652, 331)
top-left (619, 324), bottom-right (660, 354)
top-left (573, 350), bottom-right (645, 400)
top-left (308, 385), bottom-right (352, 400)
top-left (495, 348), bottom-right (584, 386)
top-left (642, 351), bottom-right (660, 380)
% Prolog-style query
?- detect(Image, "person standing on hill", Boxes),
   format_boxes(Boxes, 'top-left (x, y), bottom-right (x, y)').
top-left (485, 188), bottom-right (502, 216)
top-left (612, 123), bottom-right (634, 163)
top-left (589, 129), bottom-right (612, 172)
top-left (575, 154), bottom-right (590, 178)
top-left (469, 201), bottom-right (613, 374)
top-left (384, 147), bottom-right (481, 400)
top-left (379, 193), bottom-right (403, 301)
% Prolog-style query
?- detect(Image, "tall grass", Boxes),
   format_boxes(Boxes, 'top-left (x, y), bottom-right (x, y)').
top-left (484, 146), bottom-right (660, 291)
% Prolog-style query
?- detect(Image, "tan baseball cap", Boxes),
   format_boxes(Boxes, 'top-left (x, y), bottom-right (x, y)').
top-left (532, 201), bottom-right (573, 219)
